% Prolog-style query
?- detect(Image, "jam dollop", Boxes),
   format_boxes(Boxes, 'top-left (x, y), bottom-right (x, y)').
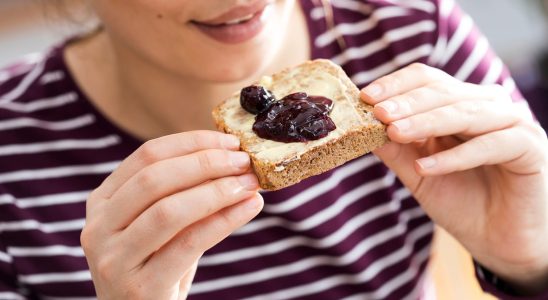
top-left (240, 86), bottom-right (276, 114)
top-left (250, 91), bottom-right (337, 143)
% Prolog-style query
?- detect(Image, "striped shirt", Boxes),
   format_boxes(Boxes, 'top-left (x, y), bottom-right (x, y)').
top-left (0, 0), bottom-right (531, 299)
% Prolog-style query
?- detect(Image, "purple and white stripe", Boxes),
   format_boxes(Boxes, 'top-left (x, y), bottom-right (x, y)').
top-left (0, 0), bottom-right (524, 299)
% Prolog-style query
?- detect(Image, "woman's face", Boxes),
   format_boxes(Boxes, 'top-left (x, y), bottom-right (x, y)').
top-left (92, 0), bottom-right (296, 83)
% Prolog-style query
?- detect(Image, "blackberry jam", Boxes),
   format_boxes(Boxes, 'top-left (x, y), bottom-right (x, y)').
top-left (240, 86), bottom-right (276, 114)
top-left (240, 86), bottom-right (337, 142)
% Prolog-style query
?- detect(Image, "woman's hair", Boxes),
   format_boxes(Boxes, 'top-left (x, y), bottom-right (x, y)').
top-left (45, 0), bottom-right (95, 25)
top-left (43, 0), bottom-right (99, 36)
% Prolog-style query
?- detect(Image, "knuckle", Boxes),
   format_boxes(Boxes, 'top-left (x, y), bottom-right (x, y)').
top-left (86, 189), bottom-right (102, 212)
top-left (454, 101), bottom-right (481, 118)
top-left (522, 121), bottom-right (547, 139)
top-left (196, 150), bottom-right (223, 173)
top-left (377, 73), bottom-right (403, 94)
top-left (217, 207), bottom-right (242, 232)
top-left (135, 169), bottom-right (158, 191)
top-left (124, 287), bottom-right (143, 300)
top-left (418, 114), bottom-right (435, 136)
top-left (489, 84), bottom-right (509, 99)
top-left (178, 230), bottom-right (200, 252)
top-left (411, 63), bottom-right (448, 80)
top-left (125, 285), bottom-right (149, 300)
top-left (219, 208), bottom-right (235, 226)
top-left (475, 135), bottom-right (497, 154)
top-left (80, 221), bottom-right (101, 253)
top-left (427, 81), bottom-right (453, 95)
top-left (152, 201), bottom-right (179, 230)
top-left (182, 132), bottom-right (202, 152)
top-left (137, 140), bottom-right (161, 165)
top-left (87, 189), bottom-right (101, 201)
top-left (397, 93), bottom-right (418, 112)
top-left (80, 227), bottom-right (93, 252)
top-left (210, 179), bottom-right (232, 201)
top-left (123, 275), bottom-right (154, 300)
top-left (409, 63), bottom-right (434, 77)
top-left (385, 74), bottom-right (402, 92)
top-left (409, 62), bottom-right (428, 72)
top-left (95, 255), bottom-right (116, 282)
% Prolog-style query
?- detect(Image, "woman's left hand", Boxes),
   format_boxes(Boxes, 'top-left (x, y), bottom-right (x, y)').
top-left (361, 63), bottom-right (548, 295)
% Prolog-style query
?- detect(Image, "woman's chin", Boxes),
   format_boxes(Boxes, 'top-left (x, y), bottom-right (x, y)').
top-left (211, 61), bottom-right (271, 83)
top-left (177, 46), bottom-right (275, 83)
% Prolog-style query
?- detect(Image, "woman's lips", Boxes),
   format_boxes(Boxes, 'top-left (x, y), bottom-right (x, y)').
top-left (191, 5), bottom-right (272, 44)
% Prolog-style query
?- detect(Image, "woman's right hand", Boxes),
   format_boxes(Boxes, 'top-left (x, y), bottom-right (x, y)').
top-left (80, 130), bottom-right (263, 299)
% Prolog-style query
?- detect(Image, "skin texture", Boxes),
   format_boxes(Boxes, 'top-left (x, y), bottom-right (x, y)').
top-left (65, 0), bottom-right (309, 139)
top-left (82, 131), bottom-right (264, 299)
top-left (76, 1), bottom-right (309, 298)
top-left (362, 63), bottom-right (548, 294)
top-left (73, 0), bottom-right (548, 298)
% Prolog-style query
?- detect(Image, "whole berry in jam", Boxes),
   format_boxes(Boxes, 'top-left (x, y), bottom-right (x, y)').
top-left (240, 85), bottom-right (276, 114)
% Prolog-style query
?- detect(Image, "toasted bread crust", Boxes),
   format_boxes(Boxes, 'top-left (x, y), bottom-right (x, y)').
top-left (212, 59), bottom-right (388, 190)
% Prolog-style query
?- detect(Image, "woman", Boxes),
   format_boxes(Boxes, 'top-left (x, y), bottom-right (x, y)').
top-left (0, 0), bottom-right (546, 299)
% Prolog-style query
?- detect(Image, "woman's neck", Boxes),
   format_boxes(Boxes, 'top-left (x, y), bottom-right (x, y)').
top-left (64, 5), bottom-right (310, 141)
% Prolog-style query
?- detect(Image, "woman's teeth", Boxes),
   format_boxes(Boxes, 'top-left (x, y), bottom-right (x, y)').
top-left (224, 14), bottom-right (255, 25)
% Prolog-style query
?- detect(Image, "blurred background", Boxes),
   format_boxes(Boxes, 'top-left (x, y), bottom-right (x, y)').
top-left (0, 1), bottom-right (547, 299)
top-left (1, 0), bottom-right (547, 128)
top-left (1, 1), bottom-right (547, 68)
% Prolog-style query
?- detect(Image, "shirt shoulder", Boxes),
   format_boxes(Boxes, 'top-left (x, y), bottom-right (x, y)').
top-left (303, 0), bottom-right (442, 87)
top-left (0, 45), bottom-right (139, 146)
top-left (0, 45), bottom-right (138, 185)
top-left (0, 48), bottom-right (81, 129)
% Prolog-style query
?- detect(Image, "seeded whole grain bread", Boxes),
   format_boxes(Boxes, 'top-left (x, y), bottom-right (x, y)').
top-left (212, 59), bottom-right (388, 190)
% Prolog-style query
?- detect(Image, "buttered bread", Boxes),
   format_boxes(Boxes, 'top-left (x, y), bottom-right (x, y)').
top-left (212, 59), bottom-right (388, 190)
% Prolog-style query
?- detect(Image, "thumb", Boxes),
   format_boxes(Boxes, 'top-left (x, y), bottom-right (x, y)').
top-left (373, 142), bottom-right (423, 193)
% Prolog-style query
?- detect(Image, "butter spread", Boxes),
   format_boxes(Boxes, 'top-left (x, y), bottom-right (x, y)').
top-left (223, 69), bottom-right (365, 165)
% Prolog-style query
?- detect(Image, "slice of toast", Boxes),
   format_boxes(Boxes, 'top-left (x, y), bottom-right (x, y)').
top-left (212, 59), bottom-right (388, 191)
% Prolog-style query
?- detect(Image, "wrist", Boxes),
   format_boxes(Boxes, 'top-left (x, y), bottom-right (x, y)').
top-left (478, 257), bottom-right (548, 296)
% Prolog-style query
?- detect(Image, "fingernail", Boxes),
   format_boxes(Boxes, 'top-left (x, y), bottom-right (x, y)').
top-left (222, 135), bottom-right (240, 149)
top-left (363, 83), bottom-right (383, 98)
top-left (378, 101), bottom-right (397, 114)
top-left (237, 174), bottom-right (259, 191)
top-left (243, 193), bottom-right (263, 211)
top-left (230, 152), bottom-right (250, 169)
top-left (417, 157), bottom-right (437, 169)
top-left (393, 119), bottom-right (411, 131)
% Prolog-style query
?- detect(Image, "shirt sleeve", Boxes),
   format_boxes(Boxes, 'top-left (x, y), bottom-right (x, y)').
top-left (427, 0), bottom-right (547, 298)
top-left (475, 262), bottom-right (548, 300)
top-left (0, 238), bottom-right (26, 300)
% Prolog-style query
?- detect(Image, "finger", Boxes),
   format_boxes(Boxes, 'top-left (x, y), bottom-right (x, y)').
top-left (372, 142), bottom-right (423, 193)
top-left (94, 131), bottom-right (240, 199)
top-left (360, 63), bottom-right (452, 104)
top-left (373, 83), bottom-right (511, 124)
top-left (179, 261), bottom-right (198, 296)
top-left (139, 194), bottom-right (264, 289)
top-left (414, 127), bottom-right (541, 176)
top-left (117, 173), bottom-right (259, 268)
top-left (105, 149), bottom-right (252, 230)
top-left (386, 101), bottom-right (522, 144)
